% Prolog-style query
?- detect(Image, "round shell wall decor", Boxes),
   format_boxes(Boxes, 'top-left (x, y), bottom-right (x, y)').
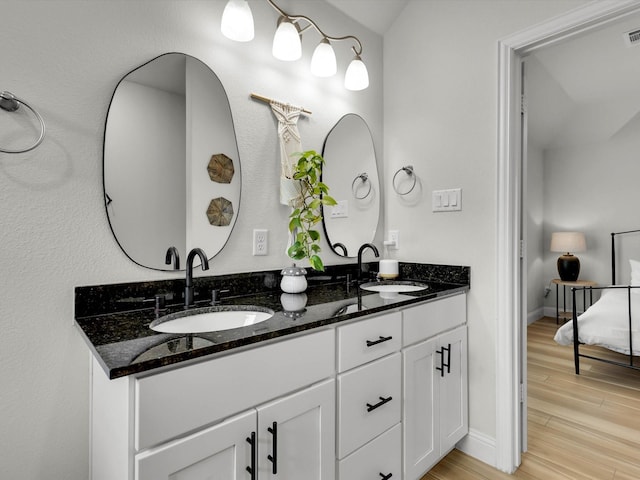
top-left (206, 197), bottom-right (234, 226)
top-left (207, 153), bottom-right (235, 184)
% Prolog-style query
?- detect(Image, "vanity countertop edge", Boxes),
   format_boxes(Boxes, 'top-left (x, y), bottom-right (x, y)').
top-left (74, 262), bottom-right (470, 380)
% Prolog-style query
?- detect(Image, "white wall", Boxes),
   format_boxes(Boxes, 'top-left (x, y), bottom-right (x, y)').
top-left (0, 1), bottom-right (381, 478)
top-left (384, 0), bottom-right (588, 456)
top-left (543, 115), bottom-right (640, 296)
top-left (527, 145), bottom-right (545, 323)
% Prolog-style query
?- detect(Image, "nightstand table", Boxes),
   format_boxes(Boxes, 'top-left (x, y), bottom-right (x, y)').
top-left (552, 278), bottom-right (597, 324)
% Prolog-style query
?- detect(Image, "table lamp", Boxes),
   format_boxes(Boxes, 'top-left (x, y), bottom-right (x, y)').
top-left (550, 231), bottom-right (586, 281)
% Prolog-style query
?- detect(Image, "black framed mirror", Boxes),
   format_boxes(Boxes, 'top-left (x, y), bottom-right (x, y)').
top-left (322, 114), bottom-right (380, 258)
top-left (103, 53), bottom-right (241, 270)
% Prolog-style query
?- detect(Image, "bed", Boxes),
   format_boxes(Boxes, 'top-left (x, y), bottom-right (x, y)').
top-left (554, 229), bottom-right (640, 374)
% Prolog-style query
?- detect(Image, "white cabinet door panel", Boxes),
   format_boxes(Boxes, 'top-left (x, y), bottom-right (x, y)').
top-left (438, 326), bottom-right (468, 454)
top-left (257, 379), bottom-right (335, 480)
top-left (135, 410), bottom-right (255, 480)
top-left (403, 338), bottom-right (438, 479)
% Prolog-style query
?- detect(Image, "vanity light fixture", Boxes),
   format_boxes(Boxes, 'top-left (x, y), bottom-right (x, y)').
top-left (272, 16), bottom-right (302, 61)
top-left (221, 0), bottom-right (369, 90)
top-left (310, 38), bottom-right (337, 77)
top-left (220, 0), bottom-right (254, 42)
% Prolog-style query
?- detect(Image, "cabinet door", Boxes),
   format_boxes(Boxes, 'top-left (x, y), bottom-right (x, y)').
top-left (403, 337), bottom-right (438, 480)
top-left (438, 326), bottom-right (468, 454)
top-left (257, 379), bottom-right (335, 480)
top-left (135, 410), bottom-right (256, 480)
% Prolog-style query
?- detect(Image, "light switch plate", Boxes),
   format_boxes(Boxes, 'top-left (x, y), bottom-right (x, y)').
top-left (432, 189), bottom-right (462, 212)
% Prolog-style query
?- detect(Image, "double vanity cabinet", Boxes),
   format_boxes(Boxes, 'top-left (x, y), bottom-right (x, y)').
top-left (89, 291), bottom-right (467, 480)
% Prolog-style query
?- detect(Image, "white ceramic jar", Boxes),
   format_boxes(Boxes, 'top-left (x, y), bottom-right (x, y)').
top-left (280, 264), bottom-right (308, 293)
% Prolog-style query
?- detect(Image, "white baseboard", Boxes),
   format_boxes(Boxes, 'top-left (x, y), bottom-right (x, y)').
top-left (527, 307), bottom-right (543, 325)
top-left (455, 429), bottom-right (496, 469)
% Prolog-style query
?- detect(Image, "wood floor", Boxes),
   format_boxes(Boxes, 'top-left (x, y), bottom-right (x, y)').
top-left (422, 316), bottom-right (640, 480)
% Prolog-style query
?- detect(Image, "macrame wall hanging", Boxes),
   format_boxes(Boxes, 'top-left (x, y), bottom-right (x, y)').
top-left (250, 93), bottom-right (312, 207)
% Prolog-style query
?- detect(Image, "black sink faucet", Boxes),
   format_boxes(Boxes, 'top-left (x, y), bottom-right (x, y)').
top-left (165, 246), bottom-right (180, 270)
top-left (357, 243), bottom-right (379, 282)
top-left (185, 248), bottom-right (209, 308)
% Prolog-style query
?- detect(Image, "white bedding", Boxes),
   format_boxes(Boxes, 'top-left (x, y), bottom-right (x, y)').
top-left (554, 288), bottom-right (640, 356)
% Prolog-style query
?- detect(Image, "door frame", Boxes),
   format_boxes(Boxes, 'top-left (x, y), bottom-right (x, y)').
top-left (495, 0), bottom-right (640, 473)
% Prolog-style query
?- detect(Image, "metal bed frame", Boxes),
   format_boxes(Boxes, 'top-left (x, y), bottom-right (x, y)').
top-left (571, 229), bottom-right (640, 374)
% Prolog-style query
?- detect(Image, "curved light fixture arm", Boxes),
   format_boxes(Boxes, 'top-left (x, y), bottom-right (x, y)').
top-left (266, 0), bottom-right (363, 56)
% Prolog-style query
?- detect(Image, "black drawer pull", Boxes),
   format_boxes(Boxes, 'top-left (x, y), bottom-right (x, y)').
top-left (267, 421), bottom-right (278, 474)
top-left (435, 343), bottom-right (451, 377)
top-left (366, 395), bottom-right (393, 412)
top-left (379, 473), bottom-right (393, 480)
top-left (366, 335), bottom-right (393, 347)
top-left (245, 432), bottom-right (256, 479)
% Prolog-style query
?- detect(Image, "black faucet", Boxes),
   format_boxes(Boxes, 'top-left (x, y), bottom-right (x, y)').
top-left (357, 243), bottom-right (379, 282)
top-left (185, 248), bottom-right (209, 308)
top-left (165, 246), bottom-right (181, 270)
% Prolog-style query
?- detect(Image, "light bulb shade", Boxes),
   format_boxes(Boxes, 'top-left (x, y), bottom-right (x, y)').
top-left (550, 231), bottom-right (586, 254)
top-left (311, 39), bottom-right (337, 77)
top-left (221, 0), bottom-right (254, 42)
top-left (272, 18), bottom-right (301, 61)
top-left (345, 55), bottom-right (369, 91)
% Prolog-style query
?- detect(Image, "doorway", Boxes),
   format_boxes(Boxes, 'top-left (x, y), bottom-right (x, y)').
top-left (496, 0), bottom-right (640, 473)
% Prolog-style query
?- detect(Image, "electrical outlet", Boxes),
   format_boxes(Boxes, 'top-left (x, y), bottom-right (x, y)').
top-left (388, 230), bottom-right (399, 250)
top-left (253, 229), bottom-right (268, 256)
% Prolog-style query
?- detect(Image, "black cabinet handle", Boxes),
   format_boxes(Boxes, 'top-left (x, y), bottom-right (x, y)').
top-left (379, 473), bottom-right (393, 480)
top-left (267, 421), bottom-right (278, 474)
top-left (366, 395), bottom-right (393, 412)
top-left (436, 343), bottom-right (452, 377)
top-left (366, 335), bottom-right (393, 347)
top-left (245, 432), bottom-right (256, 479)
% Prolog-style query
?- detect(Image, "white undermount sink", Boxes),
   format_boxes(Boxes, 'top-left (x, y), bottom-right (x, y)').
top-left (360, 281), bottom-right (428, 293)
top-left (150, 306), bottom-right (275, 334)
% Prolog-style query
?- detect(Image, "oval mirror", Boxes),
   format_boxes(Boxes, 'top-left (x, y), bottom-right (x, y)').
top-left (104, 53), bottom-right (240, 270)
top-left (322, 114), bottom-right (380, 257)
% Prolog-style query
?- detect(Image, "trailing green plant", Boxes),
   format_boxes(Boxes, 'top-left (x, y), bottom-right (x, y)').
top-left (287, 150), bottom-right (337, 271)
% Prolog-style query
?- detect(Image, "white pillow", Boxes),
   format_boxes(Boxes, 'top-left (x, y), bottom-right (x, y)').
top-left (630, 259), bottom-right (640, 286)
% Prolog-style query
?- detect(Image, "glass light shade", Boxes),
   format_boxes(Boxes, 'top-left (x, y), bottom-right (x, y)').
top-left (550, 232), bottom-right (586, 253)
top-left (272, 19), bottom-right (301, 61)
top-left (310, 39), bottom-right (337, 77)
top-left (221, 0), bottom-right (254, 42)
top-left (345, 55), bottom-right (369, 91)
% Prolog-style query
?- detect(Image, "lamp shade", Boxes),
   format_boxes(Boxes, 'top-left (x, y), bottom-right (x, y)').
top-left (221, 0), bottom-right (254, 42)
top-left (310, 38), bottom-right (337, 77)
top-left (550, 232), bottom-right (586, 254)
top-left (345, 54), bottom-right (369, 91)
top-left (272, 18), bottom-right (301, 61)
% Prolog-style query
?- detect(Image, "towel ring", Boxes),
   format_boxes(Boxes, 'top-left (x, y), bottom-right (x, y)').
top-left (351, 172), bottom-right (372, 199)
top-left (392, 165), bottom-right (417, 195)
top-left (0, 91), bottom-right (46, 154)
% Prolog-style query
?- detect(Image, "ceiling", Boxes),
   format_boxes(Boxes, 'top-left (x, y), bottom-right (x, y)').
top-left (523, 11), bottom-right (640, 150)
top-left (324, 0), bottom-right (409, 35)
top-left (322, 2), bottom-right (640, 150)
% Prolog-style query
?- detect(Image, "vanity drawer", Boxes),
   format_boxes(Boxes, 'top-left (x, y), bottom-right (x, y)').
top-left (403, 293), bottom-right (466, 347)
top-left (134, 329), bottom-right (334, 451)
top-left (338, 423), bottom-right (401, 480)
top-left (337, 352), bottom-right (401, 458)
top-left (337, 311), bottom-right (401, 372)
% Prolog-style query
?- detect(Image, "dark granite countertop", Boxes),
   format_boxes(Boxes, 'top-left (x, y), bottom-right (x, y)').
top-left (75, 262), bottom-right (469, 379)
